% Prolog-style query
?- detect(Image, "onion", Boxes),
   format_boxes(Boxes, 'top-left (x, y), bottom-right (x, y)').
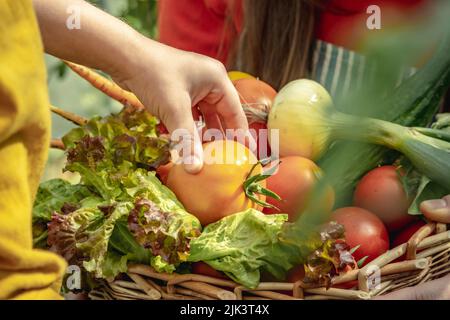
top-left (268, 80), bottom-right (334, 160)
top-left (267, 79), bottom-right (450, 190)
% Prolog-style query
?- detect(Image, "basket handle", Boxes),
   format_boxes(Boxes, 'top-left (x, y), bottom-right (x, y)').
top-left (436, 223), bottom-right (447, 234)
top-left (406, 222), bottom-right (436, 260)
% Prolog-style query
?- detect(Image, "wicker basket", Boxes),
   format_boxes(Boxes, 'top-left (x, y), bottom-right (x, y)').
top-left (88, 222), bottom-right (450, 300)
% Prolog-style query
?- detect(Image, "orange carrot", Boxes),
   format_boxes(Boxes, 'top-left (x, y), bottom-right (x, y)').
top-left (50, 105), bottom-right (87, 126)
top-left (50, 138), bottom-right (65, 150)
top-left (64, 60), bottom-right (145, 110)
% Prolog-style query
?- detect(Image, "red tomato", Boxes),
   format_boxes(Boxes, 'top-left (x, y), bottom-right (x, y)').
top-left (192, 262), bottom-right (228, 279)
top-left (249, 122), bottom-right (271, 160)
top-left (156, 162), bottom-right (173, 185)
top-left (263, 156), bottom-right (335, 222)
top-left (233, 78), bottom-right (277, 112)
top-left (157, 122), bottom-right (169, 135)
top-left (286, 265), bottom-right (305, 283)
top-left (353, 165), bottom-right (414, 231)
top-left (333, 279), bottom-right (359, 290)
top-left (332, 207), bottom-right (390, 265)
top-left (233, 78), bottom-right (277, 159)
top-left (391, 220), bottom-right (426, 248)
top-left (167, 140), bottom-right (264, 226)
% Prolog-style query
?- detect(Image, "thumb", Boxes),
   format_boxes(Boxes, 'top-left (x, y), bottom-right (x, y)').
top-left (420, 195), bottom-right (450, 223)
top-left (162, 98), bottom-right (203, 174)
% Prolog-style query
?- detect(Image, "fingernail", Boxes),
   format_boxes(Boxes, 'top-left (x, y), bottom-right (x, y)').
top-left (183, 155), bottom-right (203, 174)
top-left (421, 199), bottom-right (447, 212)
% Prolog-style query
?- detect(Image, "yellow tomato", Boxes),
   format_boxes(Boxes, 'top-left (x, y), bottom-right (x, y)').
top-left (166, 140), bottom-right (263, 226)
top-left (227, 70), bottom-right (255, 81)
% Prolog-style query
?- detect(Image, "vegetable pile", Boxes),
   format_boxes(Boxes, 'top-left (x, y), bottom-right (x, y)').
top-left (35, 103), bottom-right (355, 290)
top-left (33, 29), bottom-right (450, 294)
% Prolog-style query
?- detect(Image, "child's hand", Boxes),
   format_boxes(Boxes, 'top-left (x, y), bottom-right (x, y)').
top-left (33, 0), bottom-right (248, 174)
top-left (112, 39), bottom-right (248, 174)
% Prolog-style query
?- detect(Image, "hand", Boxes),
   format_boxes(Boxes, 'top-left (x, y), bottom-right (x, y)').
top-left (420, 195), bottom-right (450, 223)
top-left (111, 39), bottom-right (248, 173)
top-left (33, 0), bottom-right (248, 174)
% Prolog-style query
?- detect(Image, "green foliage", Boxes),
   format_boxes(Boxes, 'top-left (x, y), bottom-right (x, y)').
top-left (48, 0), bottom-right (158, 81)
top-left (89, 0), bottom-right (158, 38)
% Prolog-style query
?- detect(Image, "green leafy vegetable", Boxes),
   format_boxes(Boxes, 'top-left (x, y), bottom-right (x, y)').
top-left (33, 179), bottom-right (94, 223)
top-left (62, 106), bottom-right (170, 172)
top-left (78, 202), bottom-right (133, 279)
top-left (127, 198), bottom-right (199, 273)
top-left (318, 24), bottom-right (450, 207)
top-left (408, 176), bottom-right (449, 215)
top-left (188, 209), bottom-right (354, 289)
top-left (32, 179), bottom-right (99, 248)
top-left (401, 114), bottom-right (450, 215)
top-left (47, 206), bottom-right (105, 264)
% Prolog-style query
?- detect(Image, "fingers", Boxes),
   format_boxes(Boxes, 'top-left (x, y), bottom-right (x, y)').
top-left (198, 75), bottom-right (257, 153)
top-left (420, 195), bottom-right (450, 223)
top-left (214, 80), bottom-right (249, 131)
top-left (198, 102), bottom-right (224, 132)
top-left (195, 59), bottom-right (247, 131)
top-left (162, 93), bottom-right (203, 174)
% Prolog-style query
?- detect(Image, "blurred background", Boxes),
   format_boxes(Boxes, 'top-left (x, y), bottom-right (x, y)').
top-left (44, 0), bottom-right (158, 181)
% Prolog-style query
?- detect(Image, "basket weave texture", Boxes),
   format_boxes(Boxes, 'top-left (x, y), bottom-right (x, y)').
top-left (89, 222), bottom-right (450, 300)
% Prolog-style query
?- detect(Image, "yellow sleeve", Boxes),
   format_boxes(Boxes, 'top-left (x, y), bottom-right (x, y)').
top-left (0, 0), bottom-right (66, 300)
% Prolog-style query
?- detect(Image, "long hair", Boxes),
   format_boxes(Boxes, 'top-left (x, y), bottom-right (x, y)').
top-left (227, 0), bottom-right (328, 90)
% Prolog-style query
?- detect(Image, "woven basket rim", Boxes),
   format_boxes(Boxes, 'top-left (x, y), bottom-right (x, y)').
top-left (88, 222), bottom-right (450, 300)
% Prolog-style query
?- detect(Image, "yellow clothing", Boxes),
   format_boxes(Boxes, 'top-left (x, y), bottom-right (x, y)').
top-left (0, 0), bottom-right (66, 299)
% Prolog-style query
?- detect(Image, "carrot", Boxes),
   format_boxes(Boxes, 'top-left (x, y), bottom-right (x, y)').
top-left (50, 138), bottom-right (65, 150)
top-left (50, 105), bottom-right (87, 126)
top-left (63, 60), bottom-right (145, 110)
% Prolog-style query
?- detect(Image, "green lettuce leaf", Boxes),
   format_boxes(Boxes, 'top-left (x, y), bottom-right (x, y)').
top-left (33, 179), bottom-right (94, 223)
top-left (188, 209), bottom-right (291, 288)
top-left (46, 169), bottom-right (202, 280)
top-left (108, 219), bottom-right (151, 262)
top-left (32, 179), bottom-right (99, 248)
top-left (79, 202), bottom-right (133, 279)
top-left (36, 107), bottom-right (201, 281)
top-left (47, 203), bottom-right (133, 279)
top-left (66, 161), bottom-right (123, 201)
top-left (61, 107), bottom-right (170, 202)
top-left (127, 198), bottom-right (201, 273)
top-left (62, 106), bottom-right (170, 174)
top-left (101, 250), bottom-right (129, 280)
top-left (121, 169), bottom-right (191, 216)
top-left (47, 206), bottom-right (105, 264)
top-left (189, 209), bottom-right (354, 289)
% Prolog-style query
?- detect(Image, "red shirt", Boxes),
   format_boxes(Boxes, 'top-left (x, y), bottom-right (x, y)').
top-left (158, 0), bottom-right (428, 64)
top-left (158, 0), bottom-right (242, 64)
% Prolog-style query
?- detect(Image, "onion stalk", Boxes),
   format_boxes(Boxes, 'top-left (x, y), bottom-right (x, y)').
top-left (268, 80), bottom-right (450, 190)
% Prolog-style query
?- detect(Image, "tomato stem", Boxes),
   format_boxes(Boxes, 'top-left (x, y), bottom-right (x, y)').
top-left (243, 161), bottom-right (282, 210)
